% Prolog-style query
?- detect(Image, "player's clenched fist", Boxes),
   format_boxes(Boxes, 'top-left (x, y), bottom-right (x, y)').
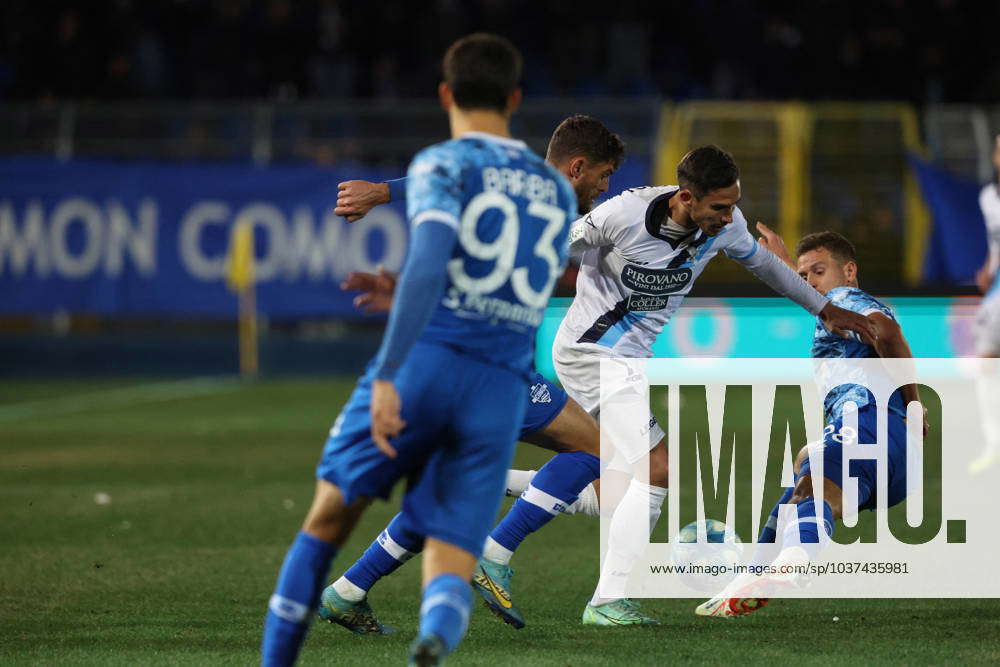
top-left (335, 180), bottom-right (390, 222)
top-left (370, 379), bottom-right (405, 458)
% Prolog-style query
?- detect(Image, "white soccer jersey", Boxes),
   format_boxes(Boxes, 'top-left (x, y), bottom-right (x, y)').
top-left (980, 184), bottom-right (1000, 294)
top-left (555, 185), bottom-right (828, 358)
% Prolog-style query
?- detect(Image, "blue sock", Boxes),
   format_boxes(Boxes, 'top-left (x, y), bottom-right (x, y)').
top-left (343, 512), bottom-right (423, 592)
top-left (758, 486), bottom-right (795, 544)
top-left (419, 573), bottom-right (472, 653)
top-left (489, 451), bottom-right (600, 554)
top-left (782, 497), bottom-right (834, 560)
top-left (749, 486), bottom-right (794, 566)
top-left (262, 531), bottom-right (336, 667)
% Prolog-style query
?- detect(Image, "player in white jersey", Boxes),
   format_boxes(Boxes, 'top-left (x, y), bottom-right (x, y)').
top-left (556, 146), bottom-right (877, 625)
top-left (970, 135), bottom-right (1000, 473)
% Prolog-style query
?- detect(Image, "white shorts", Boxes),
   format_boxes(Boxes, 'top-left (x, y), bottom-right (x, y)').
top-left (552, 335), bottom-right (665, 468)
top-left (975, 293), bottom-right (1000, 356)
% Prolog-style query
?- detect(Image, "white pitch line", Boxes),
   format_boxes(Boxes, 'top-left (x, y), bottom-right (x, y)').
top-left (0, 376), bottom-right (245, 423)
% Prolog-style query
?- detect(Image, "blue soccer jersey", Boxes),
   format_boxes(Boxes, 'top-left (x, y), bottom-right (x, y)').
top-left (404, 132), bottom-right (578, 377)
top-left (801, 285), bottom-right (910, 511)
top-left (811, 286), bottom-right (905, 422)
top-left (317, 131), bottom-right (576, 556)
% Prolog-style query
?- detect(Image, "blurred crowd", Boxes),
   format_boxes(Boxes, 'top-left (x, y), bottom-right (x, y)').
top-left (1, 0), bottom-right (997, 103)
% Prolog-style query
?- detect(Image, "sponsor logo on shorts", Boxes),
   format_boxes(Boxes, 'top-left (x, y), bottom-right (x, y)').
top-left (530, 382), bottom-right (552, 404)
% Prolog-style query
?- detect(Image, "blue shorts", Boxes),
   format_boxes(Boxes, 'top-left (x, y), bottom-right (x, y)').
top-left (316, 341), bottom-right (526, 556)
top-left (520, 373), bottom-right (569, 439)
top-left (799, 404), bottom-right (909, 512)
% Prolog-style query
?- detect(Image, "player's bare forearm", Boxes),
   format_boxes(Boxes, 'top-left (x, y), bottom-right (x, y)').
top-left (976, 261), bottom-right (996, 294)
top-left (869, 312), bottom-right (923, 417)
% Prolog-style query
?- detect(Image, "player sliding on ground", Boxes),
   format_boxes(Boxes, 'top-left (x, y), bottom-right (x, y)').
top-left (331, 147), bottom-right (878, 629)
top-left (260, 33), bottom-right (578, 667)
top-left (695, 227), bottom-right (927, 618)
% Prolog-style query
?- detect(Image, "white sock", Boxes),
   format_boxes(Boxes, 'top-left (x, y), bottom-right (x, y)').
top-left (332, 576), bottom-right (367, 602)
top-left (564, 483), bottom-right (599, 517)
top-left (505, 469), bottom-right (537, 497)
top-left (590, 479), bottom-right (667, 607)
top-left (481, 536), bottom-right (514, 565)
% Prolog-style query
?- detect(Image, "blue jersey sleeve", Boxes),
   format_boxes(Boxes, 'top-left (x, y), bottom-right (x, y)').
top-left (386, 177), bottom-right (408, 202)
top-left (371, 220), bottom-right (457, 381)
top-left (406, 145), bottom-right (464, 230)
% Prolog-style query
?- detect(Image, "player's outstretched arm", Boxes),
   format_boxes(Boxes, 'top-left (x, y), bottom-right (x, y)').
top-left (867, 311), bottom-right (928, 436)
top-left (817, 303), bottom-right (878, 345)
top-left (730, 220), bottom-right (877, 344)
top-left (341, 267), bottom-right (398, 313)
top-left (334, 178), bottom-right (407, 222)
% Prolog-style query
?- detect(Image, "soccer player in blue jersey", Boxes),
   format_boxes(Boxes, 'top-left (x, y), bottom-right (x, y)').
top-left (696, 228), bottom-right (927, 617)
top-left (260, 33), bottom-right (578, 666)
top-left (319, 116), bottom-right (623, 633)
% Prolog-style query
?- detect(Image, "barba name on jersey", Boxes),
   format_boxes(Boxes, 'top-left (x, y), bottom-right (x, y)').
top-left (482, 166), bottom-right (561, 205)
top-left (406, 132), bottom-right (577, 373)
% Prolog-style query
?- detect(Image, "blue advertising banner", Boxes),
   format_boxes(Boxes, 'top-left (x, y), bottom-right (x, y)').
top-left (0, 158), bottom-right (409, 318)
top-left (0, 156), bottom-right (652, 319)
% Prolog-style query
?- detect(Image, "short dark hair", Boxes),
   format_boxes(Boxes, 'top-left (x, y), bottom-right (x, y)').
top-left (676, 145), bottom-right (739, 197)
top-left (545, 115), bottom-right (626, 170)
top-left (796, 231), bottom-right (857, 264)
top-left (442, 33), bottom-right (522, 113)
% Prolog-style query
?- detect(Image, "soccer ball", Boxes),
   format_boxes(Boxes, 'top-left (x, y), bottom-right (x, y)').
top-left (670, 519), bottom-right (744, 593)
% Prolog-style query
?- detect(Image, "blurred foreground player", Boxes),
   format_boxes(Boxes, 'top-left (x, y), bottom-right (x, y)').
top-left (260, 33), bottom-right (577, 666)
top-left (697, 228), bottom-right (926, 617)
top-left (970, 135), bottom-right (1000, 474)
top-left (320, 115), bottom-right (623, 633)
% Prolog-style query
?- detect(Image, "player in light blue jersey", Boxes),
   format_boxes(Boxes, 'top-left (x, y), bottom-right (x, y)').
top-left (260, 34), bottom-right (577, 666)
top-left (697, 229), bottom-right (927, 618)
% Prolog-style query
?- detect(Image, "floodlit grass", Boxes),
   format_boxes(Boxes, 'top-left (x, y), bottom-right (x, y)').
top-left (2, 377), bottom-right (998, 665)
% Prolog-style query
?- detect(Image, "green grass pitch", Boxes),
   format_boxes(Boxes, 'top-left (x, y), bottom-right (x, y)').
top-left (2, 377), bottom-right (999, 665)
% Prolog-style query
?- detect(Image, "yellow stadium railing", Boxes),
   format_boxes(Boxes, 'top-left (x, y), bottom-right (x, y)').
top-left (653, 101), bottom-right (930, 285)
